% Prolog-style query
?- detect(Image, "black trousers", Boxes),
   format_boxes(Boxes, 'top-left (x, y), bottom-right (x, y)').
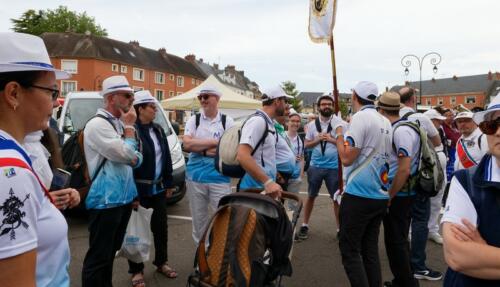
top-left (383, 196), bottom-right (419, 287)
top-left (128, 192), bottom-right (169, 274)
top-left (339, 193), bottom-right (388, 287)
top-left (82, 204), bottom-right (132, 287)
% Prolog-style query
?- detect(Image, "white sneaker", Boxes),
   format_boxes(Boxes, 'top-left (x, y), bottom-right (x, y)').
top-left (428, 232), bottom-right (443, 244)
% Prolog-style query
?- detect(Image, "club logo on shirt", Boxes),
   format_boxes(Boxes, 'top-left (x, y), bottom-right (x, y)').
top-left (0, 188), bottom-right (30, 240)
top-left (379, 163), bottom-right (390, 191)
top-left (466, 140), bottom-right (475, 148)
top-left (213, 131), bottom-right (221, 139)
top-left (3, 168), bottom-right (16, 178)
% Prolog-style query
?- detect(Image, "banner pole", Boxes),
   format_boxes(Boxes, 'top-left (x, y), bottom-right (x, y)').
top-left (329, 35), bottom-right (343, 194)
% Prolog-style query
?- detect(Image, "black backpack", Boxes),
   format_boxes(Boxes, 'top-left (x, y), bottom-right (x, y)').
top-left (61, 115), bottom-right (116, 203)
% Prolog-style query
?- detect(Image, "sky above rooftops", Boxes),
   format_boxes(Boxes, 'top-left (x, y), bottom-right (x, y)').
top-left (1, 0), bottom-right (499, 94)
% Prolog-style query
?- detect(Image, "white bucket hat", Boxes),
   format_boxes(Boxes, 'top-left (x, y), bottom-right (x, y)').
top-left (133, 90), bottom-right (157, 106)
top-left (198, 86), bottom-right (222, 98)
top-left (0, 32), bottom-right (70, 79)
top-left (423, 109), bottom-right (446, 121)
top-left (261, 86), bottom-right (293, 101)
top-left (100, 75), bottom-right (134, 97)
top-left (455, 111), bottom-right (474, 120)
top-left (473, 92), bottom-right (500, 124)
top-left (352, 81), bottom-right (378, 102)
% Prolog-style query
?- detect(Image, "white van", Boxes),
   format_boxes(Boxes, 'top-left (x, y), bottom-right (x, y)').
top-left (57, 92), bottom-right (186, 204)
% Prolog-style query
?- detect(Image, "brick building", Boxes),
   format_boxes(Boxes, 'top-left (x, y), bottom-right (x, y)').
top-left (41, 32), bottom-right (206, 100)
top-left (390, 72), bottom-right (500, 110)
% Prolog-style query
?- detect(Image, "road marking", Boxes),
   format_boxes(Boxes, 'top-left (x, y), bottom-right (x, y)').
top-left (299, 192), bottom-right (331, 197)
top-left (168, 215), bottom-right (193, 221)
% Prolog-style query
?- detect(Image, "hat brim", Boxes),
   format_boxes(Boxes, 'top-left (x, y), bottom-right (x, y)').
top-left (0, 63), bottom-right (71, 80)
top-left (375, 101), bottom-right (404, 111)
top-left (432, 115), bottom-right (447, 120)
top-left (101, 87), bottom-right (135, 97)
top-left (473, 107), bottom-right (500, 124)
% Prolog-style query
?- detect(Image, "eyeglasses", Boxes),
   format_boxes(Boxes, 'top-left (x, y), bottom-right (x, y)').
top-left (479, 118), bottom-right (500, 135)
top-left (197, 94), bottom-right (211, 101)
top-left (28, 84), bottom-right (59, 100)
top-left (147, 103), bottom-right (156, 109)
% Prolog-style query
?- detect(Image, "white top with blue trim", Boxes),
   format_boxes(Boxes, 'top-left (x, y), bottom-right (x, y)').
top-left (389, 120), bottom-right (421, 196)
top-left (239, 110), bottom-right (277, 189)
top-left (0, 130), bottom-right (70, 287)
top-left (344, 106), bottom-right (392, 199)
top-left (305, 115), bottom-right (344, 169)
top-left (185, 111), bottom-right (234, 184)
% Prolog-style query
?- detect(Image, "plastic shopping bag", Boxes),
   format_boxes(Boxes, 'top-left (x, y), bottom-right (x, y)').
top-left (116, 206), bottom-right (154, 263)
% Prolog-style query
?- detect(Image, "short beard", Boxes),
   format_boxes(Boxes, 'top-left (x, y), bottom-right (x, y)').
top-left (320, 109), bottom-right (333, 118)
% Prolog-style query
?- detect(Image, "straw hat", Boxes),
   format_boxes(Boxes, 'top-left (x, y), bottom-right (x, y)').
top-left (375, 92), bottom-right (404, 111)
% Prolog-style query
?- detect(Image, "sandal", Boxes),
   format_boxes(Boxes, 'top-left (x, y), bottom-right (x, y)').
top-left (156, 263), bottom-right (178, 279)
top-left (131, 272), bottom-right (146, 287)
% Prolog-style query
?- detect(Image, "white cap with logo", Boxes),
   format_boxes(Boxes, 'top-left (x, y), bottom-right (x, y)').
top-left (261, 86), bottom-right (293, 101)
top-left (133, 90), bottom-right (157, 106)
top-left (423, 109), bottom-right (446, 120)
top-left (352, 81), bottom-right (378, 102)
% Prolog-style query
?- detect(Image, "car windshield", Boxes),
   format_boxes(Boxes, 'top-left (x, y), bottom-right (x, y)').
top-left (64, 98), bottom-right (171, 136)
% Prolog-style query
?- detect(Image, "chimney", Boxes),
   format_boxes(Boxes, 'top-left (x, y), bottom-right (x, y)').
top-left (199, 58), bottom-right (203, 63)
top-left (496, 71), bottom-right (500, 80)
top-left (488, 71), bottom-right (493, 80)
top-left (431, 77), bottom-right (436, 82)
top-left (213, 63), bottom-right (219, 70)
top-left (129, 40), bottom-right (140, 47)
top-left (238, 70), bottom-right (244, 78)
top-left (158, 48), bottom-right (167, 57)
top-left (404, 81), bottom-right (410, 86)
top-left (184, 54), bottom-right (196, 63)
top-left (225, 65), bottom-right (236, 77)
top-left (453, 75), bottom-right (458, 80)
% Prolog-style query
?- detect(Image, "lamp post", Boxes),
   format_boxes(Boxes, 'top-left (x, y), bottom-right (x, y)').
top-left (400, 52), bottom-right (442, 105)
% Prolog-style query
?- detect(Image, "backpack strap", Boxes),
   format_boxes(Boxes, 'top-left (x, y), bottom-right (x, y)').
top-left (195, 113), bottom-right (201, 130)
top-left (221, 114), bottom-right (227, 130)
top-left (86, 114), bottom-right (119, 181)
top-left (242, 112), bottom-right (270, 166)
top-left (401, 111), bottom-right (415, 120)
top-left (478, 133), bottom-right (484, 151)
top-left (315, 118), bottom-right (332, 156)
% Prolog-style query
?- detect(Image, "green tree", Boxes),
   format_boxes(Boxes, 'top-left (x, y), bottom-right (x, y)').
top-left (281, 81), bottom-right (302, 112)
top-left (338, 99), bottom-right (349, 119)
top-left (11, 6), bottom-right (108, 36)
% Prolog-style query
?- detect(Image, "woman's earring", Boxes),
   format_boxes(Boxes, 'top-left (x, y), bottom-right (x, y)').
top-left (13, 104), bottom-right (17, 111)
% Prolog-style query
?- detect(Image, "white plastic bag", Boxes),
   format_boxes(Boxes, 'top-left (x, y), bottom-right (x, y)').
top-left (116, 206), bottom-right (154, 263)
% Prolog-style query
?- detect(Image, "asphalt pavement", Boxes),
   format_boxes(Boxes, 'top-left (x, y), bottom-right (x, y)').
top-left (67, 184), bottom-right (446, 287)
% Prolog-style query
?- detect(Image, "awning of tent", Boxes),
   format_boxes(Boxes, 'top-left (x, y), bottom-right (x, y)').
top-left (161, 75), bottom-right (261, 110)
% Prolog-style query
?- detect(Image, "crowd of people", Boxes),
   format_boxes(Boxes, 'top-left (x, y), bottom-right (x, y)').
top-left (1, 32), bottom-right (500, 287)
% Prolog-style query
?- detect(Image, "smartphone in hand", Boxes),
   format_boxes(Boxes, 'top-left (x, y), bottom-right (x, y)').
top-left (50, 168), bottom-right (71, 191)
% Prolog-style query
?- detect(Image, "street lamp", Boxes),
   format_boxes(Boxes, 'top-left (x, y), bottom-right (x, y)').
top-left (400, 52), bottom-right (442, 105)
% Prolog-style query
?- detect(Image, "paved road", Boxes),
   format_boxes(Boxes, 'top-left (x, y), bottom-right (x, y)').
top-left (67, 185), bottom-right (447, 287)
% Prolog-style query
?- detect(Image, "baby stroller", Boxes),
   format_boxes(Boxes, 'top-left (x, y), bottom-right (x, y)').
top-left (188, 190), bottom-right (303, 287)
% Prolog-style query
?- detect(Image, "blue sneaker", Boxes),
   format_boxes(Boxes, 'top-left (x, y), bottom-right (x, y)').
top-left (413, 269), bottom-right (442, 281)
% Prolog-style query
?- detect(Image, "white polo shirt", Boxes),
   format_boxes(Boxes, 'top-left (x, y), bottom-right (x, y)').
top-left (185, 111), bottom-right (234, 184)
top-left (287, 132), bottom-right (304, 159)
top-left (305, 116), bottom-right (345, 169)
top-left (239, 110), bottom-right (277, 189)
top-left (454, 127), bottom-right (488, 170)
top-left (389, 119), bottom-right (421, 197)
top-left (275, 128), bottom-right (300, 178)
top-left (344, 105), bottom-right (392, 200)
top-left (400, 106), bottom-right (439, 139)
top-left (0, 130), bottom-right (70, 287)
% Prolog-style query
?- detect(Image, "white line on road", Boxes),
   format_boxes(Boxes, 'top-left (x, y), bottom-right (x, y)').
top-left (167, 215), bottom-right (193, 221)
top-left (299, 192), bottom-right (331, 197)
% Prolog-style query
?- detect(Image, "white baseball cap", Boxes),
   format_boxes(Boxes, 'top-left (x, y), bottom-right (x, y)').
top-left (198, 86), bottom-right (222, 98)
top-left (261, 86), bottom-right (293, 101)
top-left (0, 32), bottom-right (70, 79)
top-left (133, 90), bottom-right (157, 106)
top-left (423, 109), bottom-right (446, 120)
top-left (100, 75), bottom-right (134, 97)
top-left (352, 81), bottom-right (378, 102)
top-left (455, 111), bottom-right (474, 120)
top-left (473, 92), bottom-right (500, 124)
top-left (316, 92), bottom-right (335, 105)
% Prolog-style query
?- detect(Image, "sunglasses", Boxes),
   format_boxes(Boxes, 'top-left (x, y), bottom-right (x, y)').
top-left (479, 118), bottom-right (500, 135)
top-left (28, 84), bottom-right (59, 100)
top-left (197, 94), bottom-right (212, 101)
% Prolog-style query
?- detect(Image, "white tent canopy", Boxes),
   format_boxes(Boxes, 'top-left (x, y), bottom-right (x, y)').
top-left (161, 75), bottom-right (261, 112)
